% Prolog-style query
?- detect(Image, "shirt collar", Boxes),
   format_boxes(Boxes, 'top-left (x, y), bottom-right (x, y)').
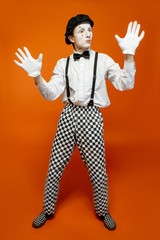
top-left (73, 47), bottom-right (91, 54)
top-left (70, 48), bottom-right (92, 60)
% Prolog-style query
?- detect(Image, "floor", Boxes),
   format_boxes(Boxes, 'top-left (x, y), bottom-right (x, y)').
top-left (1, 135), bottom-right (159, 240)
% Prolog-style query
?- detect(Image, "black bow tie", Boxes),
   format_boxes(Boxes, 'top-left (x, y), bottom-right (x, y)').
top-left (73, 50), bottom-right (90, 61)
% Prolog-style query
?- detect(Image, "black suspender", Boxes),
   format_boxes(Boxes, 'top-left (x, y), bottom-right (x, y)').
top-left (65, 56), bottom-right (72, 103)
top-left (88, 52), bottom-right (98, 106)
top-left (65, 52), bottom-right (98, 106)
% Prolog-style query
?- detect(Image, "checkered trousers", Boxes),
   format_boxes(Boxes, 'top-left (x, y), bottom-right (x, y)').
top-left (43, 102), bottom-right (108, 217)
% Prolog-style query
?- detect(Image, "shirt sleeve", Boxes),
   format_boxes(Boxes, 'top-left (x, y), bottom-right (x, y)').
top-left (104, 54), bottom-right (136, 91)
top-left (35, 58), bottom-right (66, 101)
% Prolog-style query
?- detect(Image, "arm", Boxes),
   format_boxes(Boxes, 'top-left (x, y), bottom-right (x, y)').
top-left (105, 54), bottom-right (136, 91)
top-left (33, 74), bottom-right (44, 85)
top-left (124, 54), bottom-right (134, 63)
top-left (34, 59), bottom-right (66, 101)
top-left (14, 47), bottom-right (66, 101)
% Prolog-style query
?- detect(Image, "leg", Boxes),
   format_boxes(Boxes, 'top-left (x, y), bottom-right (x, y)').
top-left (76, 106), bottom-right (116, 230)
top-left (76, 106), bottom-right (108, 217)
top-left (33, 104), bottom-right (77, 228)
top-left (43, 104), bottom-right (77, 215)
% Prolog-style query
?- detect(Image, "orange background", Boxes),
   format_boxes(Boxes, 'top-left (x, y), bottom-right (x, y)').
top-left (1, 0), bottom-right (160, 239)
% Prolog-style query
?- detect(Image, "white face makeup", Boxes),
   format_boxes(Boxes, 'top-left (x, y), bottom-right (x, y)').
top-left (68, 23), bottom-right (93, 53)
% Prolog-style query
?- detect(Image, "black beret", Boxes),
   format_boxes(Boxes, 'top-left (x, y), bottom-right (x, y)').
top-left (65, 14), bottom-right (94, 45)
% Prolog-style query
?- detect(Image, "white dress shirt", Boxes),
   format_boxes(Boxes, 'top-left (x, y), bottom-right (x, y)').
top-left (36, 48), bottom-right (136, 108)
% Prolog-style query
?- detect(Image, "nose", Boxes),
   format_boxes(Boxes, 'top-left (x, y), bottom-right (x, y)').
top-left (85, 30), bottom-right (91, 38)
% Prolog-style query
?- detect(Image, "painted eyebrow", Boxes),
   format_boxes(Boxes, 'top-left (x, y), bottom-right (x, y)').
top-left (77, 27), bottom-right (92, 31)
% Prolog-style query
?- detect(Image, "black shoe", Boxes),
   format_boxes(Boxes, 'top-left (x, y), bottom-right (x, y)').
top-left (103, 212), bottom-right (116, 230)
top-left (32, 210), bottom-right (53, 228)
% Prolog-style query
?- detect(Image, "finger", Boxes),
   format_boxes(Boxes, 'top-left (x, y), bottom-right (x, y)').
top-left (38, 53), bottom-right (43, 62)
top-left (127, 22), bottom-right (132, 34)
top-left (115, 34), bottom-right (122, 42)
top-left (15, 52), bottom-right (24, 62)
top-left (17, 48), bottom-right (27, 59)
top-left (135, 24), bottom-right (140, 36)
top-left (132, 21), bottom-right (137, 34)
top-left (23, 46), bottom-right (32, 58)
top-left (139, 30), bottom-right (145, 41)
top-left (14, 60), bottom-right (22, 67)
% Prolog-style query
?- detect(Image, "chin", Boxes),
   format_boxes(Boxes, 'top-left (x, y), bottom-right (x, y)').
top-left (85, 43), bottom-right (91, 48)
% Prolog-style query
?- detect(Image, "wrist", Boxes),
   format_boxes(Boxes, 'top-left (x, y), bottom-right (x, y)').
top-left (124, 54), bottom-right (134, 63)
top-left (34, 74), bottom-right (43, 85)
top-left (28, 71), bottom-right (41, 78)
top-left (123, 49), bottom-right (135, 55)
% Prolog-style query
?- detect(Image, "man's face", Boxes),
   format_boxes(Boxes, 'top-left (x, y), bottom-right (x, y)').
top-left (68, 23), bottom-right (93, 52)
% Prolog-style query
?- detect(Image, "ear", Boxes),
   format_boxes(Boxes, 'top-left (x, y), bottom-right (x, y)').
top-left (68, 35), bottom-right (74, 43)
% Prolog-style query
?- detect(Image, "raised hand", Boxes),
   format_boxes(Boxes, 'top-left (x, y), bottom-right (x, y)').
top-left (115, 21), bottom-right (145, 55)
top-left (14, 47), bottom-right (43, 77)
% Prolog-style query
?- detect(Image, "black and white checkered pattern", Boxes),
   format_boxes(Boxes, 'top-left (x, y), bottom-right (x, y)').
top-left (43, 102), bottom-right (108, 217)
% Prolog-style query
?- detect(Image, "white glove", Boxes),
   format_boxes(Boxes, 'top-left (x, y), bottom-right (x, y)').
top-left (115, 21), bottom-right (145, 55)
top-left (14, 47), bottom-right (43, 77)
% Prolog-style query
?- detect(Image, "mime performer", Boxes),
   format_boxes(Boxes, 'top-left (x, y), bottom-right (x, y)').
top-left (14, 14), bottom-right (145, 230)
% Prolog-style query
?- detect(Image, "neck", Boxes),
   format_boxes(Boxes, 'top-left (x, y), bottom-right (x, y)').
top-left (74, 47), bottom-right (90, 54)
